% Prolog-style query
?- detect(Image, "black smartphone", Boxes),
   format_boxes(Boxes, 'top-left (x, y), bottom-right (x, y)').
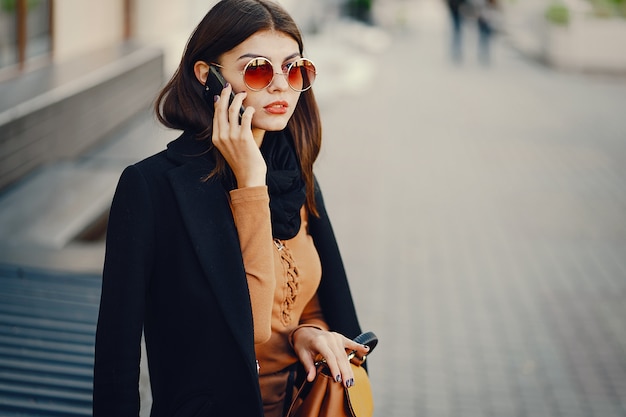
top-left (203, 66), bottom-right (245, 119)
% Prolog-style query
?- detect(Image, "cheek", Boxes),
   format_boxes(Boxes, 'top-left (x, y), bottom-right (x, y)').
top-left (232, 82), bottom-right (248, 95)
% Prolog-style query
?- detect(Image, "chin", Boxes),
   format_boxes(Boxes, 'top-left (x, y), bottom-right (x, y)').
top-left (255, 116), bottom-right (291, 132)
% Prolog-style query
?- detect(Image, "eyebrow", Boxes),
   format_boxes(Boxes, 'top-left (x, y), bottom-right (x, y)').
top-left (237, 52), bottom-right (301, 62)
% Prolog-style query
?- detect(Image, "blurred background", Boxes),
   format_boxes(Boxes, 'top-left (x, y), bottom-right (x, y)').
top-left (1, 0), bottom-right (625, 416)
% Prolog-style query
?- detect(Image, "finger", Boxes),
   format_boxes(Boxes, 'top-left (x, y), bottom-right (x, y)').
top-left (328, 354), bottom-right (355, 388)
top-left (214, 83), bottom-right (231, 112)
top-left (240, 106), bottom-right (255, 130)
top-left (316, 336), bottom-right (346, 385)
top-left (212, 85), bottom-right (231, 142)
top-left (335, 349), bottom-right (355, 389)
top-left (295, 347), bottom-right (318, 382)
top-left (345, 338), bottom-right (371, 358)
top-left (228, 91), bottom-right (247, 126)
top-left (338, 336), bottom-right (371, 388)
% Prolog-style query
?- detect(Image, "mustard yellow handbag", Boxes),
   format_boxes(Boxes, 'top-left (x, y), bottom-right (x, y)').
top-left (286, 332), bottom-right (378, 417)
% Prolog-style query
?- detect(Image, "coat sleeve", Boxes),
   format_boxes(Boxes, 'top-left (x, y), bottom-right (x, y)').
top-left (308, 179), bottom-right (362, 341)
top-left (93, 165), bottom-right (155, 417)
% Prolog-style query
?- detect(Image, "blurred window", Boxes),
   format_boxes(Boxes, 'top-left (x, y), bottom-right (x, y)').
top-left (0, 0), bottom-right (52, 72)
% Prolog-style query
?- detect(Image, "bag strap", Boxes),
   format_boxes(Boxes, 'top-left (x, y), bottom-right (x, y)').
top-left (282, 363), bottom-right (299, 417)
top-left (348, 332), bottom-right (378, 366)
top-left (353, 332), bottom-right (378, 353)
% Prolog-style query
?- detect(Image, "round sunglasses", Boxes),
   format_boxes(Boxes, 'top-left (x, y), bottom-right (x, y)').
top-left (212, 57), bottom-right (317, 92)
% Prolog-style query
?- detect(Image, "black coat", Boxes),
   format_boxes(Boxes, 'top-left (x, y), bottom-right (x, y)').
top-left (93, 132), bottom-right (363, 417)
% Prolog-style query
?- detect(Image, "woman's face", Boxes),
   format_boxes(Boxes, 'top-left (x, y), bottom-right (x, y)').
top-left (217, 30), bottom-right (302, 136)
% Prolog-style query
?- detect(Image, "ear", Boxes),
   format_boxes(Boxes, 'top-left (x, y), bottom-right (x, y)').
top-left (194, 61), bottom-right (210, 85)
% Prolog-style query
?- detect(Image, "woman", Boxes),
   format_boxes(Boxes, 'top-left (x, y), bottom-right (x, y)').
top-left (92, 0), bottom-right (369, 416)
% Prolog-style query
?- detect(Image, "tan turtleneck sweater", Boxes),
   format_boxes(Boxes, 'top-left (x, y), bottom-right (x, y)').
top-left (230, 186), bottom-right (328, 415)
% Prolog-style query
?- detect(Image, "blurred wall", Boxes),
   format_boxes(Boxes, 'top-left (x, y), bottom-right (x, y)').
top-left (53, 0), bottom-right (124, 62)
top-left (133, 0), bottom-right (219, 45)
top-left (51, 0), bottom-right (220, 64)
top-left (133, 0), bottom-right (218, 76)
top-left (50, 0), bottom-right (335, 72)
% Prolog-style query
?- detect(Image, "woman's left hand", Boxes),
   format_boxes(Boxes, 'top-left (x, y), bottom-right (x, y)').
top-left (291, 327), bottom-right (370, 388)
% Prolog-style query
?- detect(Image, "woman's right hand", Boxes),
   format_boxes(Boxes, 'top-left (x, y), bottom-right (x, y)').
top-left (212, 84), bottom-right (266, 188)
top-left (291, 327), bottom-right (370, 389)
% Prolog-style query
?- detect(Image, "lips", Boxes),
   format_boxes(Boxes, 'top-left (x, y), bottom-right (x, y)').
top-left (264, 101), bottom-right (289, 115)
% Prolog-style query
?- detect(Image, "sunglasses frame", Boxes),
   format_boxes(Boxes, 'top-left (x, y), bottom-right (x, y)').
top-left (211, 57), bottom-right (317, 92)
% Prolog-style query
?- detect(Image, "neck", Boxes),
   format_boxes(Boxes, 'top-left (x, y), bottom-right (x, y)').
top-left (253, 128), bottom-right (265, 147)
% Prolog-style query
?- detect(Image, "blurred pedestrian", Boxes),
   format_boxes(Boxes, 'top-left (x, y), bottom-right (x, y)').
top-left (446, 0), bottom-right (467, 62)
top-left (445, 0), bottom-right (499, 64)
top-left (92, 1), bottom-right (369, 416)
top-left (346, 0), bottom-right (375, 24)
top-left (474, 0), bottom-right (499, 64)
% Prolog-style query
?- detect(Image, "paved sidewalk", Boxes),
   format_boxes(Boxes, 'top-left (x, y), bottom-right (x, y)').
top-left (313, 1), bottom-right (626, 417)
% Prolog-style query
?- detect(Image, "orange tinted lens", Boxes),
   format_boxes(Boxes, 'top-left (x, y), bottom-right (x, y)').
top-left (288, 59), bottom-right (316, 91)
top-left (243, 58), bottom-right (274, 90)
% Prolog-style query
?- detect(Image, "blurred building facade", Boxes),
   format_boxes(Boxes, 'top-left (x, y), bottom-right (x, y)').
top-left (0, 0), bottom-right (228, 192)
top-left (0, 0), bottom-right (218, 76)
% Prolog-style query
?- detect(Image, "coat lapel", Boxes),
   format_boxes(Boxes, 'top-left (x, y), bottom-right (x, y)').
top-left (165, 134), bottom-right (258, 377)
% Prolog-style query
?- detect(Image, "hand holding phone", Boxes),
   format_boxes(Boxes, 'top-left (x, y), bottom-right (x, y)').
top-left (206, 65), bottom-right (264, 188)
top-left (203, 66), bottom-right (246, 120)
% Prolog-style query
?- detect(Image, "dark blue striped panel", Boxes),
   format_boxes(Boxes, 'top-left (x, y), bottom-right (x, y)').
top-left (0, 264), bottom-right (101, 416)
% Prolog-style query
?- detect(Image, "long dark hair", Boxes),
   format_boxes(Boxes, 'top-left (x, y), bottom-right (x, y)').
top-left (155, 0), bottom-right (322, 216)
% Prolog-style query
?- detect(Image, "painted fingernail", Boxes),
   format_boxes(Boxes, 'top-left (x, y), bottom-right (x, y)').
top-left (213, 95), bottom-right (220, 102)
top-left (335, 375), bottom-right (342, 383)
top-left (224, 82), bottom-right (230, 89)
top-left (346, 378), bottom-right (354, 388)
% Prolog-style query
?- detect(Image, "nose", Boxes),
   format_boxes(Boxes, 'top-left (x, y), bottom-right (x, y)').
top-left (267, 70), bottom-right (289, 92)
